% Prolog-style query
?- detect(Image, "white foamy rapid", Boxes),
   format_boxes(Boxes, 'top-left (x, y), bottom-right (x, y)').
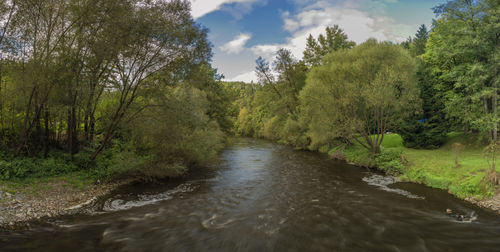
top-left (362, 174), bottom-right (424, 200)
top-left (103, 183), bottom-right (196, 212)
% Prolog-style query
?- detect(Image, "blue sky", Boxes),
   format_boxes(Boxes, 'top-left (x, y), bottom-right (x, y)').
top-left (189, 0), bottom-right (446, 82)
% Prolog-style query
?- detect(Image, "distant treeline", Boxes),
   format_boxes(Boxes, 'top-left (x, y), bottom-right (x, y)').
top-left (1, 0), bottom-right (500, 180)
top-left (227, 0), bottom-right (500, 156)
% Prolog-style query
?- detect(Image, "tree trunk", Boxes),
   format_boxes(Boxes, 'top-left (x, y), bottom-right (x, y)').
top-left (493, 61), bottom-right (498, 142)
top-left (67, 104), bottom-right (79, 156)
top-left (44, 108), bottom-right (50, 157)
top-left (482, 79), bottom-right (493, 142)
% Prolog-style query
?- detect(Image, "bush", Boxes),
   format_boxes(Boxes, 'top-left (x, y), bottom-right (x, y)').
top-left (0, 152), bottom-right (78, 180)
top-left (279, 117), bottom-right (310, 149)
top-left (342, 146), bottom-right (377, 167)
top-left (376, 148), bottom-right (405, 175)
top-left (262, 115), bottom-right (283, 141)
top-left (141, 161), bottom-right (188, 181)
top-left (104, 150), bottom-right (148, 178)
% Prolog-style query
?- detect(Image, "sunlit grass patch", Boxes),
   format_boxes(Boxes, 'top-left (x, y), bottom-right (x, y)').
top-left (329, 132), bottom-right (498, 199)
top-left (380, 133), bottom-right (404, 148)
top-left (0, 172), bottom-right (95, 197)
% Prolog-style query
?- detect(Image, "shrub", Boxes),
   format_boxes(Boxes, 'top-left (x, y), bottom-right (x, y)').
top-left (343, 146), bottom-right (377, 167)
top-left (279, 117), bottom-right (310, 149)
top-left (376, 148), bottom-right (405, 175)
top-left (0, 152), bottom-right (78, 180)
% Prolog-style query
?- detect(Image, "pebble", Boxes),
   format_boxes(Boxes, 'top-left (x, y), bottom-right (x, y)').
top-left (0, 179), bottom-right (134, 230)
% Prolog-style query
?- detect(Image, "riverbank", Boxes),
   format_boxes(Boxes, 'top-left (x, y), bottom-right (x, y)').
top-left (0, 174), bottom-right (135, 230)
top-left (324, 133), bottom-right (500, 214)
top-left (2, 134), bottom-right (499, 232)
top-left (3, 138), bottom-right (500, 251)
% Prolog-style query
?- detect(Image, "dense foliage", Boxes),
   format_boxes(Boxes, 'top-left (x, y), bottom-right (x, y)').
top-left (235, 0), bottom-right (500, 152)
top-left (0, 0), bottom-right (229, 180)
top-left (301, 40), bottom-right (418, 153)
top-left (1, 0), bottom-right (500, 194)
top-left (228, 0), bottom-right (500, 192)
top-left (399, 25), bottom-right (448, 149)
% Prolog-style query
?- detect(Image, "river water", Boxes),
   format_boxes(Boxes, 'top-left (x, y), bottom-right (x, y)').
top-left (1, 139), bottom-right (500, 251)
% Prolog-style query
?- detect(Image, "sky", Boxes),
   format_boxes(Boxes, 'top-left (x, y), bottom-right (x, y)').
top-left (189, 0), bottom-right (446, 83)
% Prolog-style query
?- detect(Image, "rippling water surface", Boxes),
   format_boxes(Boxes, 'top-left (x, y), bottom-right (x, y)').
top-left (2, 138), bottom-right (500, 251)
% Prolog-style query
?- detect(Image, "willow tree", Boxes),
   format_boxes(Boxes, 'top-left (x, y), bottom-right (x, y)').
top-left (90, 0), bottom-right (210, 160)
top-left (300, 40), bottom-right (419, 153)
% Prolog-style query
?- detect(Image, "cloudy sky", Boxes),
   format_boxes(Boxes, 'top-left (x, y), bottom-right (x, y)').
top-left (189, 0), bottom-right (444, 82)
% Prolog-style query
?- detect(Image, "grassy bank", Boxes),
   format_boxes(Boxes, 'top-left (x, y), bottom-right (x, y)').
top-left (0, 172), bottom-right (94, 201)
top-left (323, 133), bottom-right (498, 200)
top-left (0, 148), bottom-right (181, 197)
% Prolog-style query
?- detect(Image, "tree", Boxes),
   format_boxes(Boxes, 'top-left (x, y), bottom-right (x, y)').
top-left (90, 0), bottom-right (210, 160)
top-left (412, 24), bottom-right (429, 56)
top-left (425, 0), bottom-right (499, 143)
top-left (302, 25), bottom-right (355, 68)
top-left (399, 24), bottom-right (448, 149)
top-left (0, 0), bottom-right (216, 158)
top-left (252, 49), bottom-right (309, 145)
top-left (125, 84), bottom-right (225, 180)
top-left (300, 40), bottom-right (419, 153)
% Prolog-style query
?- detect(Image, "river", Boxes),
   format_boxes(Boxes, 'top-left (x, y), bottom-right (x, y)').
top-left (1, 138), bottom-right (500, 251)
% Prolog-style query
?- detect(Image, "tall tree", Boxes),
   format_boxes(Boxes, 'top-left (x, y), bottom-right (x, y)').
top-left (302, 25), bottom-right (355, 68)
top-left (412, 24), bottom-right (429, 56)
top-left (399, 24), bottom-right (448, 149)
top-left (91, 0), bottom-right (211, 159)
top-left (425, 0), bottom-right (499, 142)
top-left (300, 40), bottom-right (419, 153)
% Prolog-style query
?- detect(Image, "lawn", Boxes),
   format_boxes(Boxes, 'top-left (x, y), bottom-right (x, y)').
top-left (0, 171), bottom-right (95, 199)
top-left (397, 133), bottom-right (496, 199)
top-left (328, 133), bottom-right (498, 199)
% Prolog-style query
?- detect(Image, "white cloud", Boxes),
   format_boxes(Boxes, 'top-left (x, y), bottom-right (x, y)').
top-left (250, 1), bottom-right (409, 61)
top-left (250, 44), bottom-right (280, 60)
top-left (189, 0), bottom-right (259, 19)
top-left (225, 70), bottom-right (258, 83)
top-left (214, 0), bottom-right (417, 83)
top-left (220, 33), bottom-right (252, 54)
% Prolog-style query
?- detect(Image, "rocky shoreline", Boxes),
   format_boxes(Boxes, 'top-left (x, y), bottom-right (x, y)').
top-left (0, 178), bottom-right (135, 231)
top-left (466, 193), bottom-right (500, 214)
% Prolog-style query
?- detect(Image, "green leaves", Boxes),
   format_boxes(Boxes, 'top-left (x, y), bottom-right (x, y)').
top-left (303, 25), bottom-right (355, 68)
top-left (425, 0), bottom-right (500, 142)
top-left (300, 40), bottom-right (418, 152)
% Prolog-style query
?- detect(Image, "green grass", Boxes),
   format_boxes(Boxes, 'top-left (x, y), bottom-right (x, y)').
top-left (328, 133), bottom-right (498, 200)
top-left (380, 134), bottom-right (404, 148)
top-left (0, 171), bottom-right (96, 199)
top-left (401, 133), bottom-right (496, 199)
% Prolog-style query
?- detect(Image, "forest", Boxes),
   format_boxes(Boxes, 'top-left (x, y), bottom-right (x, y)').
top-left (0, 0), bottom-right (230, 180)
top-left (0, 0), bottom-right (499, 199)
top-left (227, 0), bottom-right (500, 198)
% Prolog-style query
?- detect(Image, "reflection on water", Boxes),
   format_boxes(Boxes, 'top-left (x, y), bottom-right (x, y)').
top-left (1, 138), bottom-right (500, 251)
